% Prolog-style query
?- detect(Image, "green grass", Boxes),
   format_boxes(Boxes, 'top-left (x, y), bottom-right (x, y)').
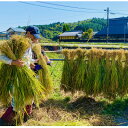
top-left (46, 52), bottom-right (64, 100)
top-left (41, 40), bottom-right (128, 45)
top-left (41, 42), bottom-right (128, 49)
top-left (102, 97), bottom-right (128, 116)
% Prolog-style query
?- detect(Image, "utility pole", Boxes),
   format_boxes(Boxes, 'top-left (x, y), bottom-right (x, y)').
top-left (124, 25), bottom-right (126, 43)
top-left (104, 7), bottom-right (109, 43)
top-left (124, 22), bottom-right (128, 43)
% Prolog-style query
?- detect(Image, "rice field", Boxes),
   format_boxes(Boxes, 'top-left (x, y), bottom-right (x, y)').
top-left (0, 44), bottom-right (128, 125)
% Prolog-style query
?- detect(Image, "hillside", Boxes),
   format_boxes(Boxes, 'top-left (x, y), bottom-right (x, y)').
top-left (20, 18), bottom-right (106, 41)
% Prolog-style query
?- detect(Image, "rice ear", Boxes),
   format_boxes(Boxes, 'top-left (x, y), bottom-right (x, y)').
top-left (61, 48), bottom-right (128, 99)
top-left (32, 43), bottom-right (53, 95)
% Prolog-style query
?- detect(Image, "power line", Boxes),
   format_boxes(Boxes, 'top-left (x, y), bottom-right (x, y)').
top-left (113, 12), bottom-right (128, 16)
top-left (19, 1), bottom-right (82, 13)
top-left (104, 11), bottom-right (128, 17)
top-left (37, 1), bottom-right (103, 11)
top-left (111, 9), bottom-right (128, 12)
top-left (19, 1), bottom-right (128, 19)
top-left (18, 1), bottom-right (104, 14)
top-left (37, 1), bottom-right (128, 16)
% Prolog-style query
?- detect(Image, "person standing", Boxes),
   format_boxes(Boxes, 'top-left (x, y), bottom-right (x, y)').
top-left (0, 26), bottom-right (43, 125)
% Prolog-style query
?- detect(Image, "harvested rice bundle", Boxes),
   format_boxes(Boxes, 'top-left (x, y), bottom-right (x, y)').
top-left (83, 49), bottom-right (93, 96)
top-left (74, 48), bottom-right (86, 91)
top-left (102, 50), bottom-right (113, 98)
top-left (109, 50), bottom-right (118, 98)
top-left (123, 51), bottom-right (128, 95)
top-left (61, 48), bottom-right (128, 100)
top-left (0, 35), bottom-right (46, 118)
top-left (32, 43), bottom-right (53, 95)
top-left (116, 50), bottom-right (125, 96)
top-left (0, 63), bottom-right (13, 105)
top-left (68, 49), bottom-right (78, 93)
top-left (93, 49), bottom-right (105, 96)
top-left (61, 49), bottom-right (73, 92)
top-left (85, 48), bottom-right (99, 96)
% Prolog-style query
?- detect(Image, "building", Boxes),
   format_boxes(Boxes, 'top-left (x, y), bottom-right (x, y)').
top-left (59, 31), bottom-right (83, 42)
top-left (7, 27), bottom-right (26, 37)
top-left (94, 17), bottom-right (128, 41)
top-left (0, 32), bottom-right (7, 40)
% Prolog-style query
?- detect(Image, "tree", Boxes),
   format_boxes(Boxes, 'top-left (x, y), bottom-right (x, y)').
top-left (82, 32), bottom-right (89, 39)
top-left (87, 28), bottom-right (93, 42)
top-left (82, 28), bottom-right (94, 42)
top-left (20, 18), bottom-right (106, 41)
top-left (63, 24), bottom-right (70, 32)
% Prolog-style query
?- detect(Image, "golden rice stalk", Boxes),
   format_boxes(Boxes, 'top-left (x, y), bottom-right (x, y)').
top-left (93, 49), bottom-right (105, 96)
top-left (61, 48), bottom-right (128, 100)
top-left (122, 51), bottom-right (128, 96)
top-left (75, 49), bottom-right (86, 91)
top-left (0, 41), bottom-right (16, 60)
top-left (32, 43), bottom-right (53, 95)
top-left (102, 50), bottom-right (112, 98)
top-left (61, 49), bottom-right (73, 92)
top-left (110, 51), bottom-right (118, 96)
top-left (0, 35), bottom-right (46, 123)
top-left (116, 50), bottom-right (125, 96)
top-left (84, 49), bottom-right (98, 96)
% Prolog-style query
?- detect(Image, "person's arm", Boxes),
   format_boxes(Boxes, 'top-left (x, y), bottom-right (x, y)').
top-left (11, 59), bottom-right (25, 67)
top-left (0, 55), bottom-right (12, 65)
top-left (0, 55), bottom-right (24, 67)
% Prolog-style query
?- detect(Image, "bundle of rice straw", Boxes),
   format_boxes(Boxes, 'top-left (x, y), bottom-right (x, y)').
top-left (0, 35), bottom-right (46, 122)
top-left (32, 43), bottom-right (53, 95)
top-left (61, 48), bottom-right (128, 100)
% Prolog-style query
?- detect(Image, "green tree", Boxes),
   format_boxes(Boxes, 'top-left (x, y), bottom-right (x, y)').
top-left (87, 28), bottom-right (93, 42)
top-left (63, 24), bottom-right (70, 32)
top-left (82, 32), bottom-right (89, 39)
top-left (82, 28), bottom-right (93, 42)
top-left (21, 18), bottom-right (106, 41)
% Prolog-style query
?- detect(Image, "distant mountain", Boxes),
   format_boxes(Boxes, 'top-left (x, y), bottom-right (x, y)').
top-left (19, 18), bottom-right (107, 41)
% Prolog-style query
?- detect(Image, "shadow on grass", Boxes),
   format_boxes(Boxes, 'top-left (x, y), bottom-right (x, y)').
top-left (40, 96), bottom-right (105, 116)
top-left (37, 96), bottom-right (114, 126)
top-left (39, 96), bottom-right (128, 125)
top-left (102, 98), bottom-right (128, 117)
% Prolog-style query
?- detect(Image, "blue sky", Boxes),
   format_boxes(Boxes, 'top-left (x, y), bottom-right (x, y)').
top-left (0, 1), bottom-right (128, 31)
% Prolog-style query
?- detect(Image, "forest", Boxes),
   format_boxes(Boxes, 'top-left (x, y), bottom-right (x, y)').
top-left (20, 18), bottom-right (107, 41)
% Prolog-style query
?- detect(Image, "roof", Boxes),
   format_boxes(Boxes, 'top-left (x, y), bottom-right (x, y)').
top-left (0, 32), bottom-right (7, 35)
top-left (7, 27), bottom-right (26, 33)
top-left (59, 31), bottom-right (83, 37)
top-left (95, 17), bottom-right (128, 36)
top-left (96, 26), bottom-right (128, 35)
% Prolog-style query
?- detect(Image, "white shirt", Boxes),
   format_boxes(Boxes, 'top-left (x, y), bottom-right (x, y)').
top-left (0, 47), bottom-right (33, 67)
